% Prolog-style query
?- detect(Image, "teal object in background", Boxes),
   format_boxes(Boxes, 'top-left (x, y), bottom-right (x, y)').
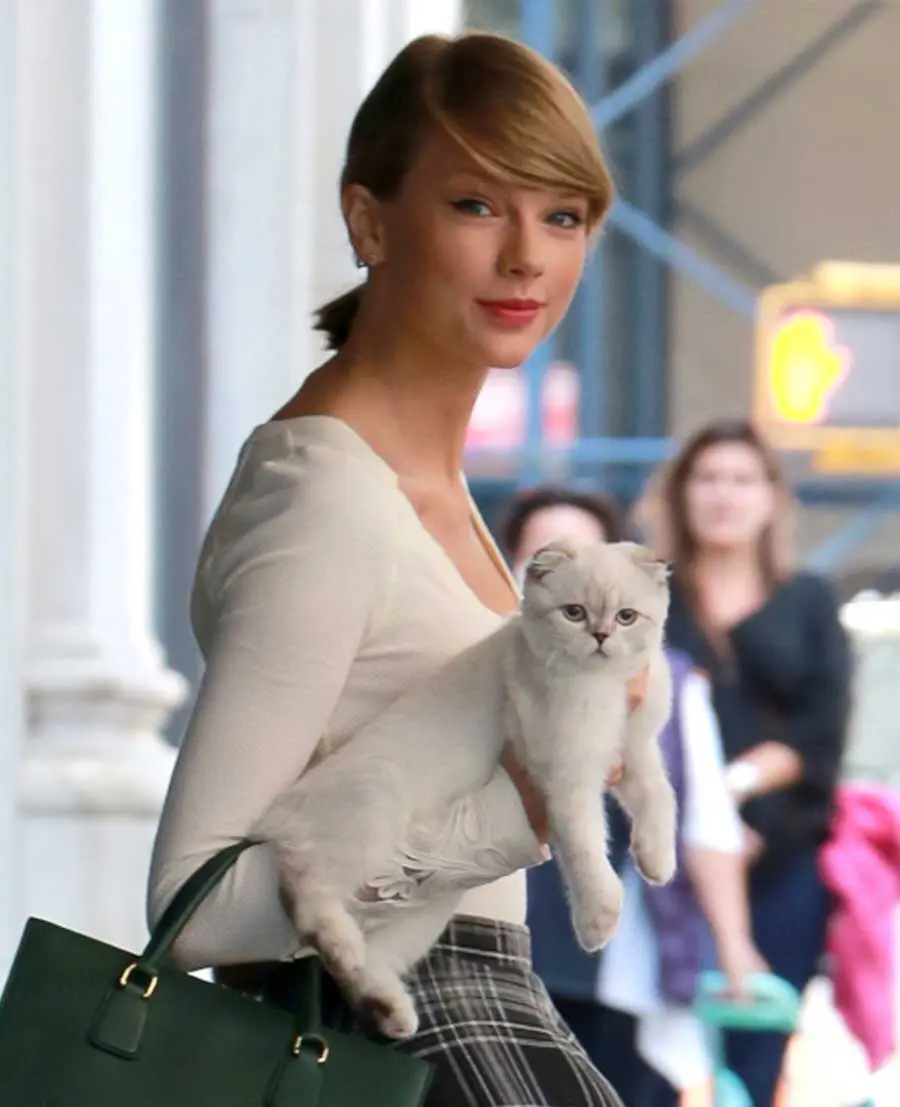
top-left (694, 972), bottom-right (801, 1107)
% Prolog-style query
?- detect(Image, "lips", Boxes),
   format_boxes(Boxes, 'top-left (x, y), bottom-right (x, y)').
top-left (476, 298), bottom-right (545, 327)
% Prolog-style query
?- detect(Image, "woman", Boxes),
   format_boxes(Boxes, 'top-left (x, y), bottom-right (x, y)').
top-left (501, 486), bottom-right (626, 585)
top-left (648, 419), bottom-right (852, 1107)
top-left (147, 31), bottom-right (626, 1107)
top-left (504, 487), bottom-right (767, 1107)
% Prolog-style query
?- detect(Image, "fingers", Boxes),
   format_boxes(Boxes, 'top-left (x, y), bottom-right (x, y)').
top-left (741, 821), bottom-right (766, 863)
top-left (626, 664), bottom-right (650, 713)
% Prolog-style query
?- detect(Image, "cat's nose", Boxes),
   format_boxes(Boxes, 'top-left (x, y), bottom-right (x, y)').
top-left (593, 631), bottom-right (609, 648)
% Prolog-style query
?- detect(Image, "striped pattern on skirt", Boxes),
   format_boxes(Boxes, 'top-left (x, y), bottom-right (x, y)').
top-left (384, 915), bottom-right (624, 1107)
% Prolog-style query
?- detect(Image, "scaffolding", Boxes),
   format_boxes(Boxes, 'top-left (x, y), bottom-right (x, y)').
top-left (465, 0), bottom-right (899, 574)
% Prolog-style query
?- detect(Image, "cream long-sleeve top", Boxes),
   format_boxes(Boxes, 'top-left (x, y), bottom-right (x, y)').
top-left (147, 415), bottom-right (536, 970)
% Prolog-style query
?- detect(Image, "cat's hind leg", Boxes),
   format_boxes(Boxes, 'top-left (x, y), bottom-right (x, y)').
top-left (279, 858), bottom-right (369, 997)
top-left (351, 892), bottom-right (459, 1040)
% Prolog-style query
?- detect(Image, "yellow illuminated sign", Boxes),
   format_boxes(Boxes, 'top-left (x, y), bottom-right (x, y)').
top-left (754, 261), bottom-right (900, 469)
top-left (767, 311), bottom-right (851, 425)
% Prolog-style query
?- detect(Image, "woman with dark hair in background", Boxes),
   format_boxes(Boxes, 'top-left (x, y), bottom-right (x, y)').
top-left (502, 486), bottom-right (626, 584)
top-left (646, 419), bottom-right (852, 1107)
top-left (502, 485), bottom-right (767, 1107)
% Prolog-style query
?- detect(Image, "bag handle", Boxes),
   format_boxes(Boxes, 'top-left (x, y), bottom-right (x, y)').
top-left (131, 840), bottom-right (325, 1036)
top-left (138, 839), bottom-right (261, 975)
top-left (94, 839), bottom-right (333, 1089)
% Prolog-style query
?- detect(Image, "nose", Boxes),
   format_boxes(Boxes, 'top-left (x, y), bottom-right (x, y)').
top-left (497, 215), bottom-right (544, 280)
top-left (593, 631), bottom-right (609, 648)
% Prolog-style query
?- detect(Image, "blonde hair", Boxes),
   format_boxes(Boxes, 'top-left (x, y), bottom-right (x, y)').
top-left (315, 32), bottom-right (615, 350)
top-left (641, 419), bottom-right (793, 593)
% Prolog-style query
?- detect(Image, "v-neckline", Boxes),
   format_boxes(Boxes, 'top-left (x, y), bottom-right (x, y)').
top-left (257, 413), bottom-right (520, 619)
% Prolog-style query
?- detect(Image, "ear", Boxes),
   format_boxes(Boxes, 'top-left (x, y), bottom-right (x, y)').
top-left (619, 541), bottom-right (671, 585)
top-left (342, 183), bottom-right (386, 268)
top-left (525, 538), bottom-right (580, 583)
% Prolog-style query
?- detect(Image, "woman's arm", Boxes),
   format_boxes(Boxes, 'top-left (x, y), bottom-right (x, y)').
top-left (727, 575), bottom-right (852, 805)
top-left (147, 459), bottom-right (397, 970)
top-left (679, 671), bottom-right (768, 990)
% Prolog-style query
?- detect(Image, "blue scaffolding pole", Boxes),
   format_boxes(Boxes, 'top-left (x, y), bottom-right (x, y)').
top-left (518, 0), bottom-right (556, 486)
top-left (514, 0), bottom-right (759, 491)
top-left (508, 0), bottom-right (886, 573)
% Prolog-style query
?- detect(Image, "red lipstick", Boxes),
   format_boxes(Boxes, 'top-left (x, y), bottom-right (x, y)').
top-left (476, 298), bottom-right (545, 327)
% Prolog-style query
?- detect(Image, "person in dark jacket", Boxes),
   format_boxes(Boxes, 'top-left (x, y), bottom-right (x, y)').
top-left (642, 420), bottom-right (852, 1107)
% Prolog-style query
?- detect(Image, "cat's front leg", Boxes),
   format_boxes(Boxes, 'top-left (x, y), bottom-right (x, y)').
top-left (547, 788), bottom-right (623, 952)
top-left (615, 717), bottom-right (677, 886)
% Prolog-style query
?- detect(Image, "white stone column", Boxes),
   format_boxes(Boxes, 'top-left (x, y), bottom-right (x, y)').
top-left (840, 595), bottom-right (900, 788)
top-left (17, 0), bottom-right (185, 952)
top-left (202, 0), bottom-right (317, 517)
top-left (201, 0), bottom-right (462, 515)
top-left (310, 0), bottom-right (463, 313)
top-left (0, 0), bottom-right (21, 979)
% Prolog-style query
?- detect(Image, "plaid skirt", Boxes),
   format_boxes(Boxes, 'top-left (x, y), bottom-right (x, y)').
top-left (235, 915), bottom-right (624, 1107)
top-left (390, 915), bottom-right (624, 1107)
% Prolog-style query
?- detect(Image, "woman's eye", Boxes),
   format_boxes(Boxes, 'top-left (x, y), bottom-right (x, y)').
top-left (616, 608), bottom-right (638, 626)
top-left (547, 209), bottom-right (585, 229)
top-left (561, 604), bottom-right (588, 622)
top-left (451, 198), bottom-right (492, 217)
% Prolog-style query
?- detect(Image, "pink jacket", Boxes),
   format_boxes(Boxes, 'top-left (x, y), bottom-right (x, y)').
top-left (819, 782), bottom-right (900, 1071)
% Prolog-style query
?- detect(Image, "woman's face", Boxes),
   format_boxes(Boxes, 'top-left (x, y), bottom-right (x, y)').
top-left (357, 129), bottom-right (590, 370)
top-left (513, 504), bottom-right (607, 582)
top-left (683, 441), bottom-right (777, 553)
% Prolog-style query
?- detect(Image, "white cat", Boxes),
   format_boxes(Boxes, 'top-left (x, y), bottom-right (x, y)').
top-left (252, 539), bottom-right (676, 1039)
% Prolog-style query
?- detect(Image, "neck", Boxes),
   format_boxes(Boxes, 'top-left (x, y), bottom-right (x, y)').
top-left (328, 293), bottom-right (489, 482)
top-left (692, 544), bottom-right (765, 586)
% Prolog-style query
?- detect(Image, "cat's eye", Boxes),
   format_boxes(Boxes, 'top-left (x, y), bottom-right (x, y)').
top-left (561, 604), bottom-right (588, 622)
top-left (616, 608), bottom-right (638, 626)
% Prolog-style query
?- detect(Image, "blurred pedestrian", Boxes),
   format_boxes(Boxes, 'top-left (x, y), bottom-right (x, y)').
top-left (644, 418), bottom-right (852, 1107)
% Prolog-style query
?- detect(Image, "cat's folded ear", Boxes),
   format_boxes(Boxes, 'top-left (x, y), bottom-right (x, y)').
top-left (525, 538), bottom-right (580, 583)
top-left (619, 542), bottom-right (671, 585)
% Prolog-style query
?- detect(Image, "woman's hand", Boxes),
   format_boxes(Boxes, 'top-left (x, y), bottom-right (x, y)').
top-left (627, 665), bottom-right (650, 714)
top-left (741, 821), bottom-right (766, 864)
top-left (501, 664), bottom-right (648, 844)
top-left (716, 934), bottom-right (771, 999)
top-left (354, 667), bottom-right (649, 911)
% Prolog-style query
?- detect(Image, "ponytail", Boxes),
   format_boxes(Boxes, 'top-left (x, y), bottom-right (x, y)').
top-left (314, 284), bottom-right (364, 350)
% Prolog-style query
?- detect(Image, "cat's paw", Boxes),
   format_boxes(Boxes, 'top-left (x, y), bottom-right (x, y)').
top-left (299, 903), bottom-right (368, 985)
top-left (362, 985), bottom-right (419, 1040)
top-left (631, 831), bottom-right (677, 886)
top-left (572, 879), bottom-right (624, 952)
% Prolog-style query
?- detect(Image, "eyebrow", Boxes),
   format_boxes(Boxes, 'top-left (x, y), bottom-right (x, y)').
top-left (444, 171), bottom-right (497, 190)
top-left (445, 175), bottom-right (587, 204)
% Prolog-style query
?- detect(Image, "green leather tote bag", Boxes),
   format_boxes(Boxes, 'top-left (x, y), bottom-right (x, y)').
top-left (0, 840), bottom-right (434, 1106)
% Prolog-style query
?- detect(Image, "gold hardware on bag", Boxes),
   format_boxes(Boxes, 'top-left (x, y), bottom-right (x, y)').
top-left (118, 962), bottom-right (159, 999)
top-left (292, 1034), bottom-right (329, 1063)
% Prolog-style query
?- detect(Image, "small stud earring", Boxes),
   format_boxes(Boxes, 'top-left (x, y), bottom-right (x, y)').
top-left (355, 255), bottom-right (367, 269)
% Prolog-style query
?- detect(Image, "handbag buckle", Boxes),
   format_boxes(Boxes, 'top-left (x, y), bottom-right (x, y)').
top-left (118, 962), bottom-right (159, 999)
top-left (291, 1033), bottom-right (329, 1064)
